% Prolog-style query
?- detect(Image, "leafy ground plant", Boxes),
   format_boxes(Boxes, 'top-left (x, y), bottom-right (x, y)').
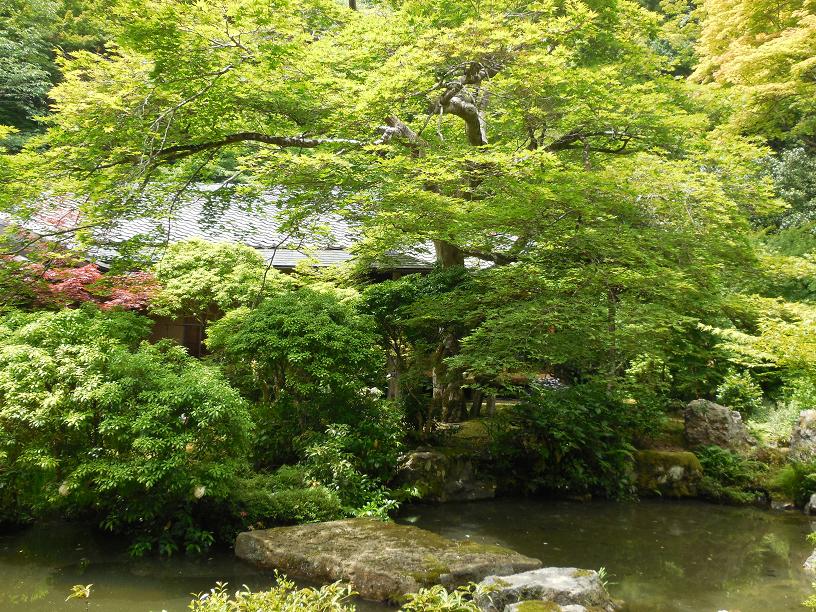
top-left (188, 577), bottom-right (355, 612)
top-left (187, 578), bottom-right (490, 612)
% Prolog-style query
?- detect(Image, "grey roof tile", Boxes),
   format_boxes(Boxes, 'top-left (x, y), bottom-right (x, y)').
top-left (6, 187), bottom-right (438, 271)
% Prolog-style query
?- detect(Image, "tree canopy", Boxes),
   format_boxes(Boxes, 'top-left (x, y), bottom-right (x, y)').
top-left (4, 0), bottom-right (816, 537)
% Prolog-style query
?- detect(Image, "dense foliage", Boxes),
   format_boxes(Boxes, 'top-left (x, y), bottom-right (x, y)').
top-left (150, 239), bottom-right (293, 323)
top-left (207, 287), bottom-right (382, 411)
top-left (488, 385), bottom-right (658, 498)
top-left (0, 307), bottom-right (253, 554)
top-left (1, 0), bottom-right (816, 570)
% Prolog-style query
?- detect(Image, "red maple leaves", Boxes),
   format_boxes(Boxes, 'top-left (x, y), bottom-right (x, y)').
top-left (40, 263), bottom-right (157, 310)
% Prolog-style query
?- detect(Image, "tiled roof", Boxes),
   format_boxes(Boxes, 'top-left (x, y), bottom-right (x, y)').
top-left (6, 187), bottom-right (437, 271)
top-left (256, 248), bottom-right (357, 268)
top-left (96, 188), bottom-right (356, 249)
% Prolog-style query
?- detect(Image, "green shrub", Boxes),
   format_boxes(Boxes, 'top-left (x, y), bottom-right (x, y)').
top-left (696, 445), bottom-right (766, 504)
top-left (231, 469), bottom-right (344, 529)
top-left (207, 288), bottom-right (383, 409)
top-left (696, 446), bottom-right (763, 487)
top-left (716, 369), bottom-right (763, 417)
top-left (149, 239), bottom-right (294, 322)
top-left (772, 462), bottom-right (816, 507)
top-left (0, 307), bottom-right (253, 554)
top-left (401, 584), bottom-right (484, 611)
top-left (207, 288), bottom-right (386, 465)
top-left (187, 577), bottom-right (489, 612)
top-left (300, 424), bottom-right (400, 517)
top-left (189, 577), bottom-right (355, 612)
top-left (746, 400), bottom-right (800, 446)
top-left (487, 384), bottom-right (657, 498)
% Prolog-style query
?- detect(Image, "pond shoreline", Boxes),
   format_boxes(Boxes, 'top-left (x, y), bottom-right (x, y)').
top-left (1, 497), bottom-right (812, 611)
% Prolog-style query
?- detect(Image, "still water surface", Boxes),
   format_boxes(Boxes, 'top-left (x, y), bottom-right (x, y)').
top-left (0, 499), bottom-right (811, 611)
top-left (399, 499), bottom-right (815, 612)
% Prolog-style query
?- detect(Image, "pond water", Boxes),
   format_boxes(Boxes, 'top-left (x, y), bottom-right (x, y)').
top-left (0, 499), bottom-right (812, 611)
top-left (398, 498), bottom-right (815, 612)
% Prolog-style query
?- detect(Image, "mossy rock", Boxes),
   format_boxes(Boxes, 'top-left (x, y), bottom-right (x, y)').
top-left (507, 603), bottom-right (596, 612)
top-left (451, 419), bottom-right (491, 444)
top-left (478, 567), bottom-right (615, 612)
top-left (508, 602), bottom-right (564, 611)
top-left (636, 417), bottom-right (686, 450)
top-left (633, 450), bottom-right (703, 497)
top-left (235, 518), bottom-right (541, 602)
top-left (395, 447), bottom-right (496, 502)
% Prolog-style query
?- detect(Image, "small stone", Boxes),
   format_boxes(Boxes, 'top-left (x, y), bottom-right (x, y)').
top-left (805, 493), bottom-right (816, 515)
top-left (476, 567), bottom-right (615, 612)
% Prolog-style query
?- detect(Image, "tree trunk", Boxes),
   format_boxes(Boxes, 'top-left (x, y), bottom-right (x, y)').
top-left (606, 285), bottom-right (619, 389)
top-left (486, 394), bottom-right (497, 417)
top-left (427, 65), bottom-right (491, 423)
top-left (432, 329), bottom-right (465, 422)
top-left (431, 240), bottom-right (466, 422)
top-left (386, 353), bottom-right (401, 399)
top-left (434, 239), bottom-right (465, 266)
top-left (470, 389), bottom-right (483, 418)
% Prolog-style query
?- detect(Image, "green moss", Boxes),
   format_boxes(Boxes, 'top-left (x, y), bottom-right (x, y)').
top-left (635, 450), bottom-right (702, 471)
top-left (458, 541), bottom-right (518, 555)
top-left (452, 419), bottom-right (490, 441)
top-left (638, 417), bottom-right (687, 450)
top-left (434, 445), bottom-right (474, 459)
top-left (409, 555), bottom-right (451, 583)
top-left (367, 520), bottom-right (454, 549)
top-left (633, 450), bottom-right (703, 497)
top-left (572, 568), bottom-right (595, 577)
top-left (514, 602), bottom-right (563, 611)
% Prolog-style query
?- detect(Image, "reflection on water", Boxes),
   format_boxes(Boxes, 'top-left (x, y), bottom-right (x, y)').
top-left (0, 500), bottom-right (811, 611)
top-left (396, 498), bottom-right (814, 612)
top-left (0, 523), bottom-right (279, 612)
top-left (0, 522), bottom-right (389, 612)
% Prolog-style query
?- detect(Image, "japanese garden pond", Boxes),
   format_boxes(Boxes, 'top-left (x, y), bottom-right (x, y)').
top-left (0, 499), bottom-right (812, 612)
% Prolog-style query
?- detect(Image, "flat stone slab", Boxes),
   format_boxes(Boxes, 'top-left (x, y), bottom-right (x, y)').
top-left (476, 567), bottom-right (615, 611)
top-left (235, 518), bottom-right (541, 602)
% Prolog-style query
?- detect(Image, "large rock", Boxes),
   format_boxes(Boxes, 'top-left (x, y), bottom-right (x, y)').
top-left (790, 410), bottom-right (816, 462)
top-left (632, 450), bottom-right (703, 497)
top-left (396, 447), bottom-right (496, 502)
top-left (235, 518), bottom-right (540, 602)
top-left (476, 567), bottom-right (615, 612)
top-left (804, 549), bottom-right (816, 575)
top-left (684, 399), bottom-right (753, 451)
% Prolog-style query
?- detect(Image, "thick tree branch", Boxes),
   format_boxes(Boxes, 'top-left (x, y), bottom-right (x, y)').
top-left (94, 132), bottom-right (364, 170)
top-left (459, 247), bottom-right (518, 265)
top-left (544, 129), bottom-right (638, 154)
